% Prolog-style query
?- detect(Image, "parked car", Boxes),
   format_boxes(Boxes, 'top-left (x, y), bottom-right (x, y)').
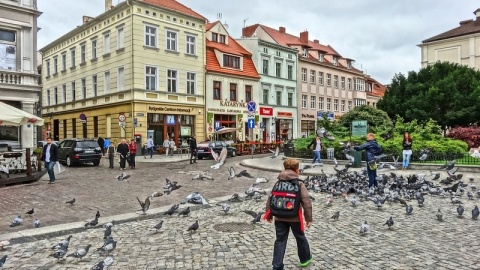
top-left (57, 138), bottom-right (102, 166)
top-left (196, 141), bottom-right (237, 159)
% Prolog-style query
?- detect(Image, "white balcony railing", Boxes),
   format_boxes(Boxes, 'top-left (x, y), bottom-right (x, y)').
top-left (0, 72), bottom-right (22, 85)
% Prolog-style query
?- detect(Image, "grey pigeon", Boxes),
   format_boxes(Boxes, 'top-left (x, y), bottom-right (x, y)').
top-left (0, 255), bottom-right (6, 268)
top-left (467, 191), bottom-right (474, 200)
top-left (67, 244), bottom-right (92, 260)
top-left (472, 205), bottom-right (479, 220)
top-left (187, 220), bottom-right (199, 232)
top-left (49, 248), bottom-right (68, 260)
top-left (150, 191), bottom-right (163, 198)
top-left (115, 171), bottom-right (130, 181)
top-left (406, 205), bottom-right (413, 215)
top-left (65, 198), bottom-right (76, 205)
top-left (95, 211), bottom-right (101, 219)
top-left (457, 205), bottom-right (465, 217)
top-left (137, 196), bottom-right (151, 214)
top-left (97, 236), bottom-right (115, 252)
top-left (103, 226), bottom-right (112, 240)
top-left (242, 210), bottom-right (264, 224)
top-left (85, 217), bottom-right (99, 227)
top-left (177, 207), bottom-right (190, 216)
top-left (235, 170), bottom-right (254, 178)
top-left (217, 204), bottom-right (231, 215)
top-left (163, 204), bottom-right (179, 216)
top-left (98, 240), bottom-right (116, 254)
top-left (384, 217), bottom-right (394, 229)
top-left (269, 146), bottom-right (280, 158)
top-left (25, 208), bottom-right (34, 216)
top-left (103, 256), bottom-right (114, 267)
top-left (359, 221), bottom-right (369, 236)
top-left (52, 235), bottom-right (72, 250)
top-left (91, 260), bottom-right (105, 270)
top-left (436, 209), bottom-right (443, 221)
top-left (10, 216), bottom-right (22, 227)
top-left (34, 218), bottom-right (41, 228)
top-left (103, 220), bottom-right (115, 229)
top-left (153, 220), bottom-right (164, 232)
top-left (331, 211), bottom-right (340, 220)
top-left (227, 193), bottom-right (242, 202)
top-left (350, 197), bottom-right (357, 207)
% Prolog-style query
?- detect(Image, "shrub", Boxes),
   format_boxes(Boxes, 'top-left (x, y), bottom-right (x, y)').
top-left (447, 125), bottom-right (480, 148)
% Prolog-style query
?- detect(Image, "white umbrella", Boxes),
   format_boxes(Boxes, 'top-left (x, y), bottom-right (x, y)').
top-left (0, 102), bottom-right (44, 126)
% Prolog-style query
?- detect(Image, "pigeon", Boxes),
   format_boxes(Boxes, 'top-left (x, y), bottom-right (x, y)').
top-left (153, 220), bottom-right (164, 232)
top-left (359, 221), bottom-right (369, 236)
top-left (67, 244), bottom-right (92, 260)
top-left (350, 197), bottom-right (357, 207)
top-left (299, 164), bottom-right (312, 173)
top-left (103, 220), bottom-right (115, 229)
top-left (235, 170), bottom-right (254, 178)
top-left (210, 147), bottom-right (228, 169)
top-left (187, 220), bottom-right (199, 232)
top-left (326, 195), bottom-right (333, 206)
top-left (10, 216), bottom-right (22, 227)
top-left (417, 196), bottom-right (425, 207)
top-left (0, 255), bottom-right (6, 268)
top-left (331, 211), bottom-right (340, 220)
top-left (97, 236), bottom-right (115, 252)
top-left (91, 260), bottom-right (105, 270)
top-left (192, 171), bottom-right (214, 181)
top-left (439, 159), bottom-right (456, 171)
top-left (34, 219), bottom-right (41, 228)
top-left (384, 217), bottom-right (394, 229)
top-left (103, 226), bottom-right (112, 240)
top-left (419, 149), bottom-right (430, 161)
top-left (85, 217), bottom-right (99, 227)
top-left (98, 239), bottom-right (116, 254)
top-left (25, 208), bottom-right (34, 216)
top-left (467, 191), bottom-right (474, 200)
top-left (103, 256), bottom-right (114, 267)
top-left (65, 198), bottom-right (76, 205)
top-left (163, 204), bottom-right (179, 216)
top-left (457, 205), bottom-right (464, 217)
top-left (150, 191), bottom-right (163, 198)
top-left (52, 235), bottom-right (72, 250)
top-left (227, 193), bottom-right (242, 202)
top-left (333, 157), bottom-right (338, 168)
top-left (177, 207), bottom-right (190, 217)
top-left (269, 146), bottom-right (280, 158)
top-left (95, 211), bottom-right (101, 219)
top-left (217, 204), bottom-right (231, 215)
top-left (436, 209), bottom-right (443, 221)
top-left (242, 210), bottom-right (264, 224)
top-left (254, 177), bottom-right (268, 185)
top-left (472, 205), bottom-right (479, 220)
top-left (137, 196), bottom-right (151, 214)
top-left (49, 248), bottom-right (68, 260)
top-left (115, 171), bottom-right (130, 181)
top-left (406, 205), bottom-right (413, 215)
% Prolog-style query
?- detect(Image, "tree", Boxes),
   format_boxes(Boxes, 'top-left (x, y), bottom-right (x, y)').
top-left (337, 105), bottom-right (393, 135)
top-left (377, 62), bottom-right (480, 131)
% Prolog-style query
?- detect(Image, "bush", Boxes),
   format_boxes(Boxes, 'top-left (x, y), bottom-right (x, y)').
top-left (447, 125), bottom-right (480, 148)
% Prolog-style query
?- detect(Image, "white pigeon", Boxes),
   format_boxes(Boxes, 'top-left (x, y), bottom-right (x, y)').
top-left (211, 149), bottom-right (219, 162)
top-left (115, 171), bottom-right (130, 182)
top-left (350, 197), bottom-right (357, 207)
top-left (254, 177), bottom-right (268, 185)
top-left (104, 256), bottom-right (115, 267)
top-left (34, 219), bottom-right (41, 228)
top-left (269, 146), bottom-right (280, 158)
top-left (210, 147), bottom-right (228, 170)
top-left (359, 221), bottom-right (369, 235)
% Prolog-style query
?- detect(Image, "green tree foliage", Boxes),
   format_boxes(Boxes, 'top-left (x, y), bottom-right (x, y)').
top-left (377, 62), bottom-right (480, 129)
top-left (336, 105), bottom-right (394, 135)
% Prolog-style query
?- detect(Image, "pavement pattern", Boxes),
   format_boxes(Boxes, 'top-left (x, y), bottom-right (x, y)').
top-left (1, 155), bottom-right (480, 269)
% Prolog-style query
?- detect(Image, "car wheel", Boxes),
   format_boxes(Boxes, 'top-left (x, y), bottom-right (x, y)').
top-left (66, 156), bottom-right (73, 167)
top-left (92, 160), bottom-right (100, 166)
top-left (231, 150), bottom-right (237, 157)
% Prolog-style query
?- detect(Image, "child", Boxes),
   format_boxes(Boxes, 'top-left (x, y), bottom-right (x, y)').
top-left (107, 142), bottom-right (116, 169)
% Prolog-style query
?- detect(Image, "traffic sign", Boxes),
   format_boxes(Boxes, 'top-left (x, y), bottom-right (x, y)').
top-left (133, 117), bottom-right (138, 127)
top-left (247, 101), bottom-right (256, 112)
top-left (247, 112), bottom-right (255, 118)
top-left (247, 118), bottom-right (255, 129)
top-left (214, 121), bottom-right (221, 131)
top-left (118, 114), bottom-right (126, 122)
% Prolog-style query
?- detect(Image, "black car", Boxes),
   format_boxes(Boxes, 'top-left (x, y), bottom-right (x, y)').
top-left (196, 141), bottom-right (237, 159)
top-left (57, 138), bottom-right (102, 166)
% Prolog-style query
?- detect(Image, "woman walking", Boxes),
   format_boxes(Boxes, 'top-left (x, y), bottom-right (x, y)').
top-left (402, 132), bottom-right (413, 170)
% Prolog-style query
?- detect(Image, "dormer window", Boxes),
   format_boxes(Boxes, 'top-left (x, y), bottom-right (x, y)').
top-left (223, 54), bottom-right (240, 69)
top-left (219, 34), bottom-right (226, 44)
top-left (333, 57), bottom-right (338, 66)
top-left (212, 33), bottom-right (218, 42)
top-left (318, 53), bottom-right (324, 62)
top-left (302, 48), bottom-right (308, 58)
top-left (347, 61), bottom-right (352, 69)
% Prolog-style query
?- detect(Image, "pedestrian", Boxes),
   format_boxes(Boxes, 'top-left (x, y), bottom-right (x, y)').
top-left (307, 135), bottom-right (322, 165)
top-left (402, 132), bottom-right (413, 170)
top-left (97, 137), bottom-right (105, 156)
top-left (169, 138), bottom-right (175, 157)
top-left (117, 139), bottom-right (129, 170)
top-left (40, 137), bottom-right (59, 184)
top-left (163, 137), bottom-right (170, 156)
top-left (146, 136), bottom-right (154, 159)
top-left (107, 141), bottom-right (116, 169)
top-left (354, 133), bottom-right (382, 188)
top-left (128, 139), bottom-right (137, 169)
top-left (189, 135), bottom-right (197, 164)
top-left (264, 158), bottom-right (313, 270)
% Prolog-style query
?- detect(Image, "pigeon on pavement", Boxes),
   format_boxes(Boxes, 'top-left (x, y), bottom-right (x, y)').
top-left (25, 208), bottom-right (34, 216)
top-left (187, 220), bottom-right (199, 233)
top-left (103, 226), bottom-right (112, 240)
top-left (49, 248), bottom-right (68, 260)
top-left (65, 198), bottom-right (76, 205)
top-left (34, 219), bottom-right (41, 228)
top-left (163, 204), bottom-right (179, 216)
top-left (91, 260), bottom-right (105, 270)
top-left (359, 221), bottom-right (369, 236)
top-left (98, 239), bottom-right (116, 254)
top-left (384, 217), bottom-right (394, 229)
top-left (95, 211), bottom-right (100, 219)
top-left (406, 205), bottom-right (413, 215)
top-left (85, 217), bottom-right (99, 227)
top-left (137, 196), bottom-right (151, 214)
top-left (227, 193), bottom-right (242, 202)
top-left (10, 216), bottom-right (22, 227)
top-left (97, 236), bottom-right (115, 252)
top-left (115, 171), bottom-right (130, 182)
top-left (52, 235), bottom-right (72, 250)
top-left (457, 205), bottom-right (465, 217)
top-left (0, 255), bottom-right (6, 268)
top-left (153, 220), bottom-right (164, 232)
top-left (177, 207), bottom-right (190, 217)
top-left (331, 211), bottom-right (340, 220)
top-left (67, 244), bottom-right (92, 260)
top-left (103, 256), bottom-right (114, 267)
top-left (242, 210), bottom-right (264, 224)
top-left (217, 204), bottom-right (231, 215)
top-left (436, 209), bottom-right (443, 221)
top-left (269, 146), bottom-right (280, 158)
top-left (103, 220), bottom-right (115, 229)
top-left (472, 205), bottom-right (479, 220)
top-left (150, 191), bottom-right (163, 198)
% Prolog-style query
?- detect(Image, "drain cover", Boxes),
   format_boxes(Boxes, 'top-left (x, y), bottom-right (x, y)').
top-left (213, 222), bottom-right (255, 232)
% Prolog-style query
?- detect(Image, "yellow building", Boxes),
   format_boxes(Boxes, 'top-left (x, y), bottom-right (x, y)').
top-left (40, 0), bottom-right (206, 148)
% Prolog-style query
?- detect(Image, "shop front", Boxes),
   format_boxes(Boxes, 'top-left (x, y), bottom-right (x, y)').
top-left (300, 112), bottom-right (317, 138)
top-left (206, 100), bottom-right (256, 142)
top-left (259, 106), bottom-right (273, 143)
top-left (275, 111), bottom-right (294, 141)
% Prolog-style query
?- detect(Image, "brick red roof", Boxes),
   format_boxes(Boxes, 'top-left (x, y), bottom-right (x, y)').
top-left (366, 77), bottom-right (386, 97)
top-left (423, 15), bottom-right (480, 43)
top-left (141, 0), bottom-right (206, 20)
top-left (205, 21), bottom-right (216, 31)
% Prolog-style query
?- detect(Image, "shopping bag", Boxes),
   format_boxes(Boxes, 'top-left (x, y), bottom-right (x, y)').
top-left (55, 161), bottom-right (66, 174)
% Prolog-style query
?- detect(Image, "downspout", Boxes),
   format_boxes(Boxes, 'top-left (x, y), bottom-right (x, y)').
top-left (127, 0), bottom-right (134, 139)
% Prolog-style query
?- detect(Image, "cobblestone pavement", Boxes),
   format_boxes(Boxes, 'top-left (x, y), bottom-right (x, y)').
top-left (1, 155), bottom-right (480, 269)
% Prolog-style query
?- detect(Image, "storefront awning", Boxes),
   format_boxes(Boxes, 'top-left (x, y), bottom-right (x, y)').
top-left (0, 102), bottom-right (44, 126)
top-left (215, 127), bottom-right (239, 134)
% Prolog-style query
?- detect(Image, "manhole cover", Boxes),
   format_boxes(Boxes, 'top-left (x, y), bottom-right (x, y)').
top-left (213, 222), bottom-right (255, 232)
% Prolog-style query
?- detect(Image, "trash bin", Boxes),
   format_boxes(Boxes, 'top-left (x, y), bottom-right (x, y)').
top-left (285, 142), bottom-right (294, 157)
top-left (351, 150), bottom-right (362, 168)
top-left (327, 148), bottom-right (335, 159)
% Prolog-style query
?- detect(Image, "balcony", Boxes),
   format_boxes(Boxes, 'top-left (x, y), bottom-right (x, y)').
top-left (0, 72), bottom-right (22, 85)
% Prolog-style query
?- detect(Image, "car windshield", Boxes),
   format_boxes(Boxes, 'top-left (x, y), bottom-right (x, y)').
top-left (77, 141), bottom-right (99, 148)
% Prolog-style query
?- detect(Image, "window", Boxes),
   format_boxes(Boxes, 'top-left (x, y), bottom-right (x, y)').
top-left (310, 70), bottom-right (315, 83)
top-left (333, 57), bottom-right (338, 66)
top-left (103, 33), bottom-right (110, 54)
top-left (355, 99), bottom-right (366, 106)
top-left (310, 96), bottom-right (316, 109)
top-left (302, 48), bottom-right (308, 57)
top-left (62, 84), bottom-right (66, 103)
top-left (229, 83), bottom-right (237, 101)
top-left (186, 72), bottom-right (196, 94)
top-left (287, 93), bottom-right (293, 107)
top-left (145, 66), bottom-right (157, 90)
top-left (53, 57), bottom-right (58, 74)
top-left (70, 49), bottom-right (75, 67)
top-left (334, 75), bottom-right (338, 88)
top-left (54, 87), bottom-right (58, 105)
top-left (275, 62), bottom-right (281, 77)
top-left (347, 61), bottom-right (352, 69)
top-left (219, 34), bottom-right (226, 44)
top-left (301, 95), bottom-right (307, 109)
top-left (166, 30), bottom-right (177, 51)
top-left (348, 100), bottom-right (352, 111)
top-left (104, 71), bottom-right (110, 94)
top-left (262, 59), bottom-right (269, 74)
top-left (46, 89), bottom-right (50, 106)
top-left (301, 68), bottom-right (307, 82)
top-left (211, 33), bottom-right (218, 42)
top-left (117, 27), bottom-right (124, 49)
top-left (92, 75), bottom-right (98, 97)
top-left (71, 81), bottom-right (76, 101)
top-left (223, 55), bottom-right (240, 69)
top-left (117, 67), bottom-right (125, 91)
top-left (91, 39), bottom-right (97, 59)
top-left (46, 60), bottom-right (50, 76)
top-left (80, 44), bottom-right (86, 63)
top-left (318, 72), bottom-right (324, 85)
top-left (319, 53), bottom-right (324, 62)
top-left (167, 69), bottom-right (177, 92)
top-left (276, 51), bottom-right (281, 57)
top-left (245, 85), bottom-right (252, 102)
top-left (145, 25), bottom-right (156, 47)
top-left (61, 53), bottom-right (66, 71)
top-left (327, 73), bottom-right (331, 86)
top-left (81, 78), bottom-right (86, 99)
top-left (186, 35), bottom-right (196, 55)
top-left (263, 48), bottom-right (268, 53)
top-left (287, 65), bottom-right (293, 80)
top-left (213, 81), bottom-right (221, 100)
top-left (276, 90), bottom-right (282, 105)
top-left (348, 78), bottom-right (352, 90)
top-left (341, 77), bottom-right (345, 89)
top-left (318, 97), bottom-right (324, 110)
top-left (355, 78), bottom-right (365, 91)
top-left (263, 89), bottom-right (269, 104)
top-left (326, 98), bottom-right (331, 111)
top-left (334, 99), bottom-right (338, 111)
top-left (341, 100), bottom-right (345, 112)
top-left (0, 29), bottom-right (15, 42)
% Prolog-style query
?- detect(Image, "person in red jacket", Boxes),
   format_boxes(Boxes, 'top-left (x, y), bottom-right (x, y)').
top-left (128, 139), bottom-right (137, 169)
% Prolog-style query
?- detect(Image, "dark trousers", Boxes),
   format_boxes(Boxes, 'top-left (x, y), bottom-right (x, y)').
top-left (108, 154), bottom-right (114, 168)
top-left (147, 147), bottom-right (153, 158)
top-left (367, 165), bottom-right (377, 187)
top-left (129, 153), bottom-right (136, 168)
top-left (272, 221), bottom-right (311, 270)
top-left (100, 147), bottom-right (105, 156)
top-left (119, 155), bottom-right (127, 169)
top-left (190, 149), bottom-right (197, 163)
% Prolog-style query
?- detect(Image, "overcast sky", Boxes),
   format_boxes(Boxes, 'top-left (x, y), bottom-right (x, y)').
top-left (38, 0), bottom-right (479, 84)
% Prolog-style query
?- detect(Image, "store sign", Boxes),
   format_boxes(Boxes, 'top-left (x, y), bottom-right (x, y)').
top-left (148, 106), bottom-right (191, 113)
top-left (220, 101), bottom-right (246, 107)
top-left (277, 112), bottom-right (293, 118)
top-left (259, 107), bottom-right (273, 116)
top-left (301, 114), bottom-right (315, 119)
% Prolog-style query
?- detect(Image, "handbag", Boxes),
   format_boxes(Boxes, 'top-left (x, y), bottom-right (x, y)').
top-left (368, 160), bottom-right (377, 170)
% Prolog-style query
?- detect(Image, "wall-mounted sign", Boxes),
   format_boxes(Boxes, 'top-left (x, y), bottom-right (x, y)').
top-left (166, 115), bottom-right (176, 125)
top-left (277, 111), bottom-right (293, 118)
top-left (79, 113), bottom-right (87, 124)
top-left (220, 101), bottom-right (247, 107)
top-left (148, 106), bottom-right (191, 113)
top-left (301, 114), bottom-right (315, 119)
top-left (259, 107), bottom-right (273, 116)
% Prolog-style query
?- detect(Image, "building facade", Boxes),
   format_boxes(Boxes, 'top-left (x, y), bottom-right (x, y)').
top-left (237, 37), bottom-right (299, 142)
top-left (0, 0), bottom-right (41, 149)
top-left (40, 0), bottom-right (206, 148)
top-left (420, 9), bottom-right (480, 69)
top-left (242, 25), bottom-right (373, 138)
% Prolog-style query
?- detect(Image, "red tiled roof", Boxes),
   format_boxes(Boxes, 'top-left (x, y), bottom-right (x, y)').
top-left (423, 17), bottom-right (480, 43)
top-left (366, 78), bottom-right (386, 97)
top-left (140, 0), bottom-right (206, 20)
top-left (205, 21), bottom-right (217, 31)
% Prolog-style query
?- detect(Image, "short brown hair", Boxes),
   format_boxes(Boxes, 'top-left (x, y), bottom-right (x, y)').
top-left (367, 133), bottom-right (375, 140)
top-left (283, 158), bottom-right (300, 171)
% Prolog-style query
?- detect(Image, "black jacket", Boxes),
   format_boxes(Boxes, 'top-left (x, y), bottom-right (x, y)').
top-left (189, 138), bottom-right (197, 150)
top-left (307, 138), bottom-right (321, 150)
top-left (117, 143), bottom-right (129, 157)
top-left (402, 139), bottom-right (412, 151)
top-left (41, 143), bottom-right (58, 162)
top-left (354, 139), bottom-right (382, 162)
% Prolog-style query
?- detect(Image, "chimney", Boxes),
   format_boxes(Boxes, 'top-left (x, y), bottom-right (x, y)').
top-left (474, 8), bottom-right (480, 19)
top-left (300, 30), bottom-right (309, 44)
top-left (83, 16), bottom-right (94, 24)
top-left (105, 0), bottom-right (113, 11)
top-left (279, 26), bottom-right (286, 33)
top-left (313, 39), bottom-right (319, 44)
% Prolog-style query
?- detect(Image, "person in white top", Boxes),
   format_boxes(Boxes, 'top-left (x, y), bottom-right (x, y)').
top-left (146, 136), bottom-right (154, 159)
top-left (163, 137), bottom-right (170, 156)
top-left (169, 139), bottom-right (176, 157)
